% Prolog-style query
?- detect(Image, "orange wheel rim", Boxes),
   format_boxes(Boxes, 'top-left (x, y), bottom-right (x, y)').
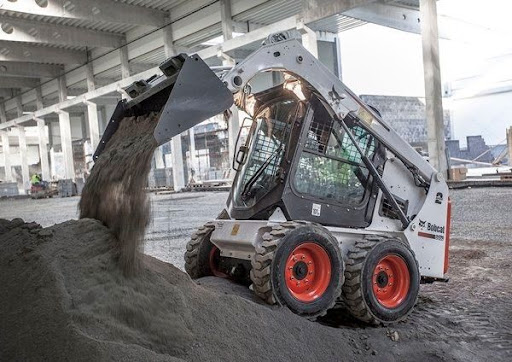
top-left (284, 242), bottom-right (331, 303)
top-left (209, 246), bottom-right (227, 278)
top-left (372, 255), bottom-right (410, 308)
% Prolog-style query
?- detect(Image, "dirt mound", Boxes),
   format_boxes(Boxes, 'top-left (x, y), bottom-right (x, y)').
top-left (0, 218), bottom-right (363, 361)
top-left (79, 113), bottom-right (158, 275)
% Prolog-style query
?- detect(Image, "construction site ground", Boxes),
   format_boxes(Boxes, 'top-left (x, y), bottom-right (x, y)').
top-left (1, 187), bottom-right (511, 361)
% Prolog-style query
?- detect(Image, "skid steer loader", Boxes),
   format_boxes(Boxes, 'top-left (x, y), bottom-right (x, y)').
top-left (94, 32), bottom-right (451, 324)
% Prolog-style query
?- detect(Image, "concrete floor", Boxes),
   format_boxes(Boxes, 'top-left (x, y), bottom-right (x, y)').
top-left (0, 191), bottom-right (228, 270)
top-left (1, 187), bottom-right (511, 270)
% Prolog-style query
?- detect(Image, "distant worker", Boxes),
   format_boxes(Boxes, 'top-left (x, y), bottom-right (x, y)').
top-left (31, 174), bottom-right (41, 185)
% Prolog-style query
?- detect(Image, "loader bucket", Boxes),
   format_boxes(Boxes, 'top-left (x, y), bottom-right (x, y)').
top-left (93, 54), bottom-right (233, 160)
top-left (154, 54), bottom-right (234, 145)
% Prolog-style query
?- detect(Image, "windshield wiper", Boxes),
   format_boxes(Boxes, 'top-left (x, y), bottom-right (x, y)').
top-left (241, 144), bottom-right (283, 199)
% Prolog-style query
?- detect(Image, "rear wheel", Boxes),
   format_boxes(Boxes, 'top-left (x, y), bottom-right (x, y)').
top-left (184, 223), bottom-right (226, 279)
top-left (251, 221), bottom-right (344, 319)
top-left (343, 237), bottom-right (420, 324)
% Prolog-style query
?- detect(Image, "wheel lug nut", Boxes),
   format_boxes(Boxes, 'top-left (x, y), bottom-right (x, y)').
top-left (301, 256), bottom-right (305, 260)
top-left (305, 279), bottom-right (309, 283)
top-left (293, 257), bottom-right (297, 262)
top-left (296, 282), bottom-right (300, 286)
top-left (307, 261), bottom-right (312, 265)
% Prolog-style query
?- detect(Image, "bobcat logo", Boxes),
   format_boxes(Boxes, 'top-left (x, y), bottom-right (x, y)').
top-left (418, 219), bottom-right (426, 228)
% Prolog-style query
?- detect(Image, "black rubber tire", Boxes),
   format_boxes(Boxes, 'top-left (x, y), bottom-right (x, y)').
top-left (343, 237), bottom-right (420, 325)
top-left (250, 221), bottom-right (344, 320)
top-left (184, 222), bottom-right (216, 279)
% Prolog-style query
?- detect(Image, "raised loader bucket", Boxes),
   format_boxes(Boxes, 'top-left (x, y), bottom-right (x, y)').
top-left (93, 53), bottom-right (233, 160)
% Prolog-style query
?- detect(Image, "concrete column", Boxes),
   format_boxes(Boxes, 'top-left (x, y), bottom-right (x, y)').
top-left (35, 86), bottom-right (44, 110)
top-left (120, 45), bottom-right (131, 79)
top-left (36, 119), bottom-right (50, 181)
top-left (0, 130), bottom-right (13, 182)
top-left (58, 76), bottom-right (75, 179)
top-left (15, 95), bottom-right (23, 117)
top-left (0, 102), bottom-right (7, 123)
top-left (154, 147), bottom-right (165, 169)
top-left (86, 62), bottom-right (100, 150)
top-left (188, 128), bottom-right (197, 181)
top-left (507, 127), bottom-right (512, 167)
top-left (299, 23), bottom-right (319, 59)
top-left (35, 87), bottom-right (50, 181)
top-left (220, 0), bottom-right (233, 40)
top-left (171, 136), bottom-right (185, 190)
top-left (163, 24), bottom-right (185, 190)
top-left (420, 0), bottom-right (448, 176)
top-left (17, 126), bottom-right (30, 193)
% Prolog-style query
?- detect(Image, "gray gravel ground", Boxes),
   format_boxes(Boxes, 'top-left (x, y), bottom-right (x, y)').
top-left (1, 187), bottom-right (511, 360)
top-left (0, 191), bottom-right (228, 270)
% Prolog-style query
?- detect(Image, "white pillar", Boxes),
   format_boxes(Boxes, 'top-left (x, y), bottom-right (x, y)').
top-left (36, 119), bottom-right (50, 181)
top-left (58, 76), bottom-right (75, 179)
top-left (35, 87), bottom-right (50, 181)
top-left (86, 62), bottom-right (100, 150)
top-left (420, 0), bottom-right (448, 176)
top-left (35, 86), bottom-right (44, 110)
top-left (17, 126), bottom-right (30, 193)
top-left (154, 147), bottom-right (165, 169)
top-left (15, 95), bottom-right (23, 117)
top-left (0, 101), bottom-right (7, 123)
top-left (1, 130), bottom-right (13, 182)
top-left (298, 22), bottom-right (319, 59)
top-left (220, 0), bottom-right (241, 179)
top-left (171, 137), bottom-right (185, 190)
top-left (163, 23), bottom-right (185, 190)
top-left (120, 46), bottom-right (130, 79)
top-left (220, 0), bottom-right (233, 41)
top-left (188, 128), bottom-right (197, 181)
top-left (507, 127), bottom-right (512, 167)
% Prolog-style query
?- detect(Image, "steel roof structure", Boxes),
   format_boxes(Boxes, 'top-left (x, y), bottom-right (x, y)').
top-left (0, 0), bottom-right (424, 124)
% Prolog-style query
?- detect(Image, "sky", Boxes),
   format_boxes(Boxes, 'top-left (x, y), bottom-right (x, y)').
top-left (338, 0), bottom-right (512, 146)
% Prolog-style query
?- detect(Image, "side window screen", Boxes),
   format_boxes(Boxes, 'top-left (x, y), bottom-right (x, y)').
top-left (294, 102), bottom-right (376, 206)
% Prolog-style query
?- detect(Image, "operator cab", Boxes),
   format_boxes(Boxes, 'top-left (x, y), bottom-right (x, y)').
top-left (227, 71), bottom-right (385, 228)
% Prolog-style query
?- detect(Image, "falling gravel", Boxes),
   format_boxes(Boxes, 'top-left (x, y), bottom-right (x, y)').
top-left (79, 113), bottom-right (159, 276)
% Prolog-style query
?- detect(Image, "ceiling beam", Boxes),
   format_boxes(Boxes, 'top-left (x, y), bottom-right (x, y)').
top-left (0, 61), bottom-right (63, 78)
top-left (0, 15), bottom-right (124, 48)
top-left (0, 89), bottom-right (16, 99)
top-left (0, 0), bottom-right (166, 27)
top-left (343, 2), bottom-right (440, 36)
top-left (0, 77), bottom-right (39, 88)
top-left (0, 41), bottom-right (86, 64)
top-left (301, 0), bottom-right (378, 24)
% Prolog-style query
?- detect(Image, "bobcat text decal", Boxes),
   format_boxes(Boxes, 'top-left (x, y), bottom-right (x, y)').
top-left (418, 219), bottom-right (445, 241)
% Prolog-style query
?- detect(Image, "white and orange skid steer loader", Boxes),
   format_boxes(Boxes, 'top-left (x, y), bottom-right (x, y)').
top-left (94, 32), bottom-right (451, 324)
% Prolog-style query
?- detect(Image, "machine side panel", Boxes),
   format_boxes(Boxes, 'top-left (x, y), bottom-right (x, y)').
top-left (403, 176), bottom-right (450, 278)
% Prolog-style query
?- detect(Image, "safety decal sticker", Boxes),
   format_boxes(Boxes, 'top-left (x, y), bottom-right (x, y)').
top-left (311, 203), bottom-right (321, 217)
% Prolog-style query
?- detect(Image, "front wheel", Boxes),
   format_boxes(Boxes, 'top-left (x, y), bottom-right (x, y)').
top-left (343, 238), bottom-right (420, 324)
top-left (251, 221), bottom-right (344, 319)
top-left (184, 223), bottom-right (226, 279)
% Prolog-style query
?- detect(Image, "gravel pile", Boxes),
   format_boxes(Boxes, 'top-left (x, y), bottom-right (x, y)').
top-left (0, 217), bottom-right (363, 362)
